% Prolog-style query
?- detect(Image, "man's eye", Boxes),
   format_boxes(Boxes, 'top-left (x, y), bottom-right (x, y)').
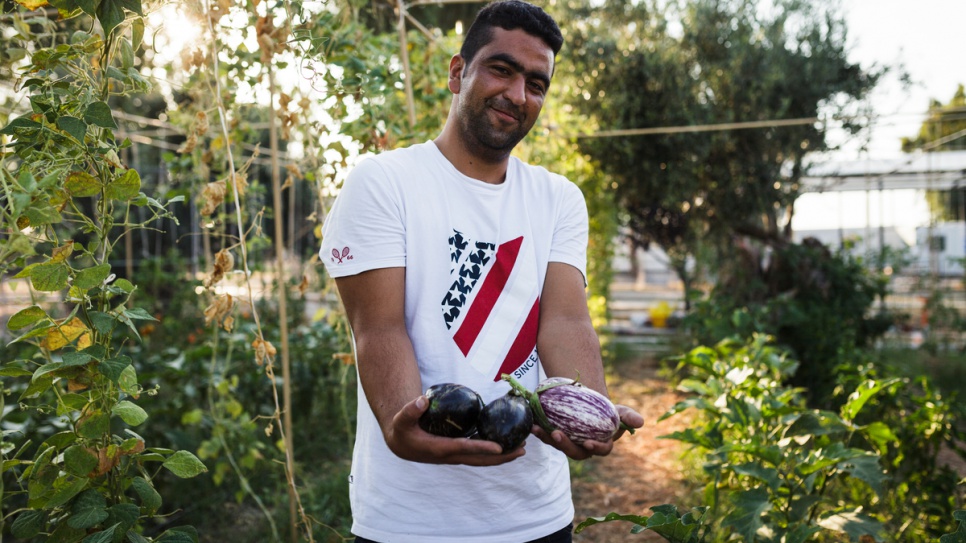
top-left (529, 82), bottom-right (546, 94)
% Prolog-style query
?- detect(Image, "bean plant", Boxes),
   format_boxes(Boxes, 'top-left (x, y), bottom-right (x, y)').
top-left (1, 1), bottom-right (206, 541)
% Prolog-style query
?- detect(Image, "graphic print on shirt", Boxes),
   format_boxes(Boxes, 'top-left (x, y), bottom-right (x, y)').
top-left (441, 230), bottom-right (541, 381)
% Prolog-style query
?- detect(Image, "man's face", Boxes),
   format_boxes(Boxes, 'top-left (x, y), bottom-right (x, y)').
top-left (451, 27), bottom-right (555, 162)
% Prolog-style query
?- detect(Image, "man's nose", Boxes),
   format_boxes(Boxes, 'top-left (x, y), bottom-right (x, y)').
top-left (504, 75), bottom-right (526, 106)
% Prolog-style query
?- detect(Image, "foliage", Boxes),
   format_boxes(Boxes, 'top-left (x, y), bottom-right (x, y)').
top-left (685, 239), bottom-right (892, 407)
top-left (576, 504), bottom-right (708, 542)
top-left (942, 511), bottom-right (966, 542)
top-left (902, 84), bottom-right (966, 153)
top-left (579, 335), bottom-right (965, 542)
top-left (1, 1), bottom-right (206, 541)
top-left (553, 0), bottom-right (882, 303)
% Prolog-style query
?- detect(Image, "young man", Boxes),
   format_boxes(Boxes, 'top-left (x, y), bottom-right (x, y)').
top-left (320, 2), bottom-right (644, 541)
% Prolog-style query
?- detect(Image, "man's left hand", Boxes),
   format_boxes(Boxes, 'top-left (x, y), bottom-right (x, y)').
top-left (531, 404), bottom-right (644, 460)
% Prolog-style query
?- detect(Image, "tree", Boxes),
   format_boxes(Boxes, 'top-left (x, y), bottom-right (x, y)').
top-left (553, 0), bottom-right (882, 306)
top-left (902, 85), bottom-right (966, 221)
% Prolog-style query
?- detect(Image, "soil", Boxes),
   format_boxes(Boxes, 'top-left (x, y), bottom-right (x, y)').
top-left (571, 356), bottom-right (697, 543)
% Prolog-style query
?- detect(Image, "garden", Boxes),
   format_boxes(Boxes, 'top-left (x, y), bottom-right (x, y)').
top-left (1, 0), bottom-right (965, 542)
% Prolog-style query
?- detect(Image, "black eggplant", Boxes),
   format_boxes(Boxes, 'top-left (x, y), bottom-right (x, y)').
top-left (476, 393), bottom-right (533, 452)
top-left (418, 383), bottom-right (484, 438)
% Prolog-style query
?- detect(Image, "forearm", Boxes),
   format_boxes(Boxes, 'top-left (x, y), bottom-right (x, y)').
top-left (537, 314), bottom-right (608, 396)
top-left (354, 325), bottom-right (423, 435)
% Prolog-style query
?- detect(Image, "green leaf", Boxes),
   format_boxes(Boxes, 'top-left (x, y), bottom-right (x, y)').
top-left (941, 510), bottom-right (966, 542)
top-left (48, 521), bottom-right (88, 543)
top-left (78, 412), bottom-right (110, 439)
top-left (89, 311), bottom-right (116, 335)
top-left (722, 487), bottom-right (771, 541)
top-left (114, 278), bottom-right (136, 293)
top-left (105, 169), bottom-right (140, 200)
top-left (84, 102), bottom-right (117, 129)
top-left (7, 305), bottom-right (49, 331)
top-left (98, 356), bottom-right (132, 382)
top-left (118, 364), bottom-right (138, 396)
top-left (23, 205), bottom-right (64, 227)
top-left (127, 531), bottom-right (151, 543)
top-left (131, 17), bottom-right (144, 49)
top-left (574, 512), bottom-right (650, 534)
top-left (119, 37), bottom-right (134, 68)
top-left (74, 264), bottom-right (112, 289)
top-left (57, 116), bottom-right (88, 142)
top-left (117, 0), bottom-right (141, 15)
top-left (0, 364), bottom-right (34, 377)
top-left (11, 509), bottom-right (47, 538)
top-left (112, 400), bottom-right (148, 426)
top-left (817, 509), bottom-right (885, 540)
top-left (30, 262), bottom-right (70, 291)
top-left (840, 378), bottom-right (900, 422)
top-left (63, 351), bottom-right (96, 367)
top-left (785, 410), bottom-right (850, 438)
top-left (863, 421), bottom-right (898, 450)
top-left (64, 445), bottom-right (99, 477)
top-left (45, 476), bottom-right (89, 509)
top-left (731, 462), bottom-right (781, 491)
top-left (82, 523), bottom-right (119, 543)
top-left (105, 503), bottom-right (139, 535)
top-left (68, 489), bottom-right (109, 529)
top-left (20, 374), bottom-right (54, 400)
top-left (155, 526), bottom-right (199, 543)
top-left (131, 477), bottom-right (162, 513)
top-left (162, 451), bottom-right (208, 478)
top-left (838, 454), bottom-right (887, 497)
top-left (0, 116), bottom-right (42, 135)
top-left (65, 171), bottom-right (102, 198)
top-left (97, 0), bottom-right (124, 37)
top-left (122, 307), bottom-right (156, 321)
top-left (76, 0), bottom-right (100, 16)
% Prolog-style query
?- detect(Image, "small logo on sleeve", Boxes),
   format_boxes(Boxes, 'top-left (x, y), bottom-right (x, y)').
top-left (331, 247), bottom-right (353, 264)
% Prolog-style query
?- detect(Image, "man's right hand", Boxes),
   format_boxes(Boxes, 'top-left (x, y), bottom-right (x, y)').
top-left (385, 395), bottom-right (526, 466)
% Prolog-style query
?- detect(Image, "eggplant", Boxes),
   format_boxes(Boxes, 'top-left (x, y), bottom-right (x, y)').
top-left (502, 374), bottom-right (623, 444)
top-left (476, 393), bottom-right (533, 452)
top-left (418, 383), bottom-right (484, 438)
top-left (536, 378), bottom-right (620, 444)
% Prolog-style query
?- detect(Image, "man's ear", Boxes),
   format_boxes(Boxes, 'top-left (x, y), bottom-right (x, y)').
top-left (448, 55), bottom-right (464, 94)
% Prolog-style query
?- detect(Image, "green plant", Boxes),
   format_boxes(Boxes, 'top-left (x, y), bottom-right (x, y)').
top-left (1, 2), bottom-right (206, 540)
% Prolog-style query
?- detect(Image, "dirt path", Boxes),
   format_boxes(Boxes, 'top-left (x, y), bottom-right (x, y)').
top-left (571, 356), bottom-right (696, 543)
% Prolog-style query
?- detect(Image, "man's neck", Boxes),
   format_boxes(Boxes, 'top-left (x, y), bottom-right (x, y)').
top-left (433, 129), bottom-right (510, 185)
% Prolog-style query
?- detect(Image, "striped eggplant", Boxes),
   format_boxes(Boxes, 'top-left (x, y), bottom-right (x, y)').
top-left (501, 374), bottom-right (622, 444)
top-left (534, 378), bottom-right (620, 444)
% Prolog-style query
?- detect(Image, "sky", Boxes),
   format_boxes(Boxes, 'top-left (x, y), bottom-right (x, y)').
top-left (791, 0), bottom-right (966, 238)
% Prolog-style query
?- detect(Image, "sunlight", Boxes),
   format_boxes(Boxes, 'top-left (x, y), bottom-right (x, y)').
top-left (146, 4), bottom-right (204, 69)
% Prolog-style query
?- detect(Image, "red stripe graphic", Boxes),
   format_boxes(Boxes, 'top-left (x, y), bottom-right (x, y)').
top-left (492, 298), bottom-right (540, 381)
top-left (453, 236), bottom-right (523, 356)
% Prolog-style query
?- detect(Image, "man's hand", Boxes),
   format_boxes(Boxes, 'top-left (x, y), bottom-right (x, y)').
top-left (385, 395), bottom-right (527, 466)
top-left (531, 404), bottom-right (644, 460)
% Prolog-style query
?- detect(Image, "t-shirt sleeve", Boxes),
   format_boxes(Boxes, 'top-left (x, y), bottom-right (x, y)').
top-left (549, 179), bottom-right (589, 284)
top-left (320, 157), bottom-right (406, 278)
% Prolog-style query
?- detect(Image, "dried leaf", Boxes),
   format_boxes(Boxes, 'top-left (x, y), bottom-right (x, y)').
top-left (204, 249), bottom-right (234, 288)
top-left (200, 180), bottom-right (227, 215)
top-left (194, 111), bottom-right (209, 136)
top-left (296, 275), bottom-right (309, 296)
top-left (15, 0), bottom-right (49, 9)
top-left (230, 172), bottom-right (248, 196)
top-left (252, 337), bottom-right (277, 366)
top-left (203, 294), bottom-right (234, 331)
top-left (177, 132), bottom-right (197, 154)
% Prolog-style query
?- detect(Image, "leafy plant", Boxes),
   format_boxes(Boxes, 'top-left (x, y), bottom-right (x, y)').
top-left (1, 2), bottom-right (206, 540)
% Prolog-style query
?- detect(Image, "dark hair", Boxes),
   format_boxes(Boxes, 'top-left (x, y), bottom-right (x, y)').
top-left (460, 1), bottom-right (563, 66)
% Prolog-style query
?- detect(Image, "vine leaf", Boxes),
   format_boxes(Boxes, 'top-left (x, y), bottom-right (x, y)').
top-left (112, 400), bottom-right (148, 426)
top-left (105, 169), bottom-right (140, 200)
top-left (56, 115), bottom-right (88, 142)
top-left (6, 305), bottom-right (49, 331)
top-left (65, 171), bottom-right (102, 198)
top-left (83, 102), bottom-right (117, 129)
top-left (67, 489), bottom-right (108, 530)
top-left (162, 451), bottom-right (208, 478)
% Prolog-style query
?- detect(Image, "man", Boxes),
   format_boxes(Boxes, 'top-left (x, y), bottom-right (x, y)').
top-left (320, 2), bottom-right (644, 541)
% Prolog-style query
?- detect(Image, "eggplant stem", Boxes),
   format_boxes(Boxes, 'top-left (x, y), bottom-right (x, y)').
top-left (501, 373), bottom-right (556, 435)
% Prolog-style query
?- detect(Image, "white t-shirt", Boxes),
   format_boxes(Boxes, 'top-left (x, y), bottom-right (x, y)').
top-left (320, 141), bottom-right (588, 543)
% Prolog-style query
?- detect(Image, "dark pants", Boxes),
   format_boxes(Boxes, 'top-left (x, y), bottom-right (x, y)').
top-left (354, 523), bottom-right (573, 543)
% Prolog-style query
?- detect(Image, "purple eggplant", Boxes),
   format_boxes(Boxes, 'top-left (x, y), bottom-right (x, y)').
top-left (418, 383), bottom-right (484, 438)
top-left (476, 393), bottom-right (533, 452)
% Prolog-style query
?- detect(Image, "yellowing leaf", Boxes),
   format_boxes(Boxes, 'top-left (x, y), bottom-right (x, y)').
top-left (41, 317), bottom-right (91, 351)
top-left (15, 0), bottom-right (49, 9)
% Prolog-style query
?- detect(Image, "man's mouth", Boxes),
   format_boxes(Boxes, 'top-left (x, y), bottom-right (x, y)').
top-left (489, 101), bottom-right (521, 123)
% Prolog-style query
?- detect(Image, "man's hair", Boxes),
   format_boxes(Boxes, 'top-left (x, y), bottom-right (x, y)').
top-left (460, 1), bottom-right (563, 66)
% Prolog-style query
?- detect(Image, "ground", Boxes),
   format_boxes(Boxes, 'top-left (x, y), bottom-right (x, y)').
top-left (571, 355), bottom-right (697, 543)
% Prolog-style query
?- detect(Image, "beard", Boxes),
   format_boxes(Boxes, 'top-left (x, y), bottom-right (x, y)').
top-left (457, 96), bottom-right (534, 163)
